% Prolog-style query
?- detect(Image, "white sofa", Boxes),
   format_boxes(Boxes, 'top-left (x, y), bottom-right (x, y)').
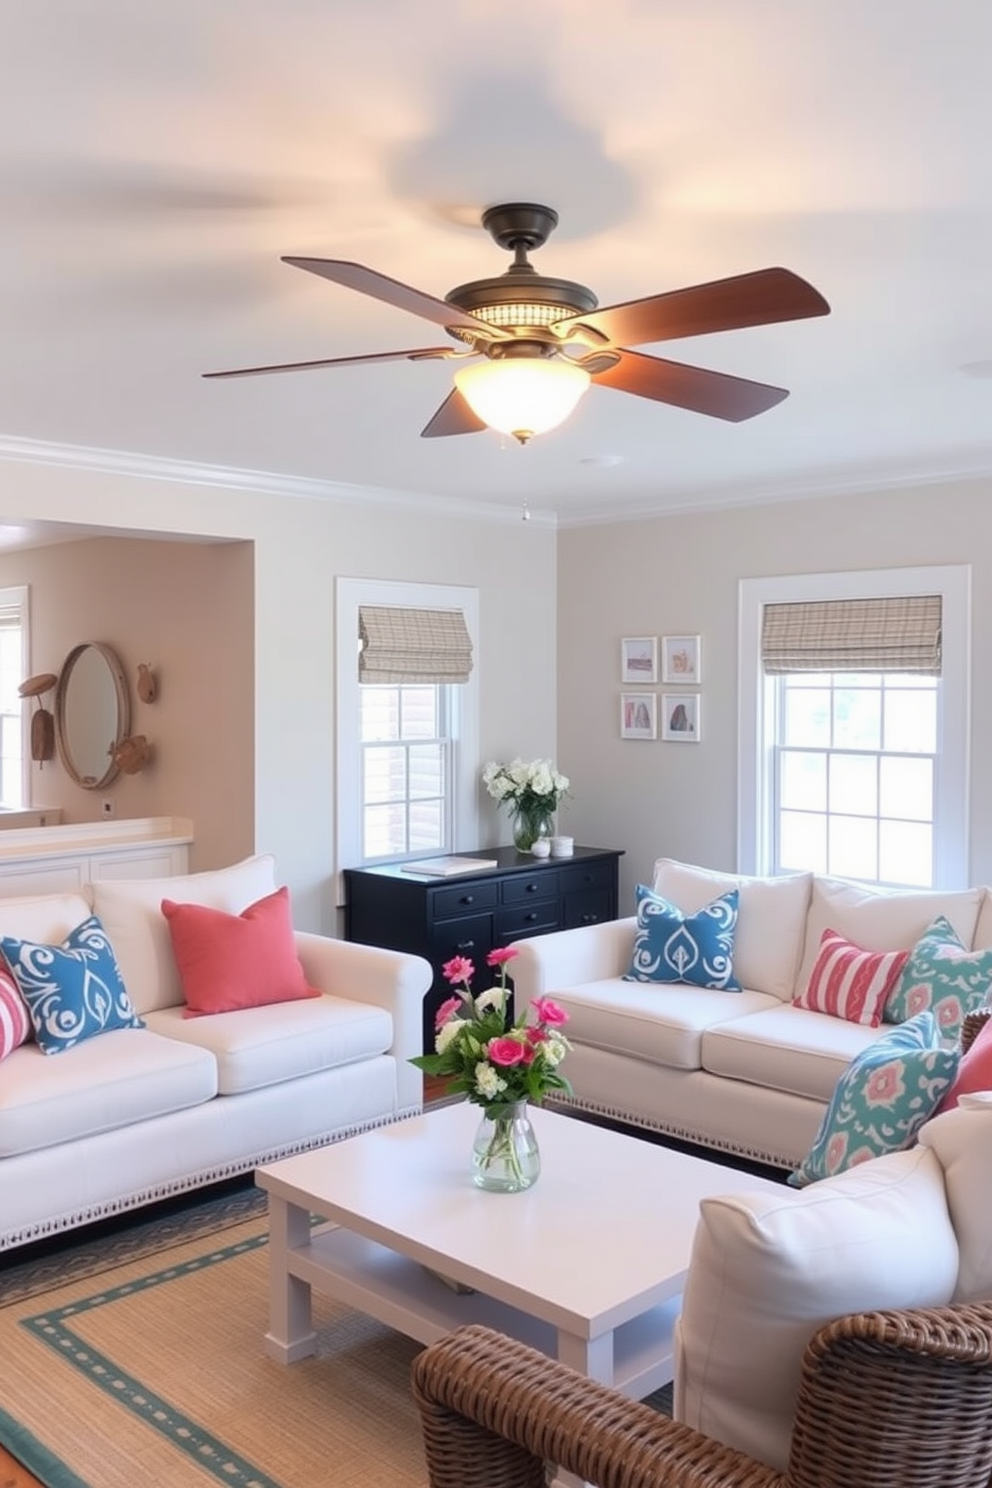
top-left (510, 857), bottom-right (992, 1169)
top-left (0, 854), bottom-right (431, 1251)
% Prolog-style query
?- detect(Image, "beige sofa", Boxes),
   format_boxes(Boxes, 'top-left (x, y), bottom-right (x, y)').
top-left (510, 857), bottom-right (992, 1169)
top-left (0, 854), bottom-right (431, 1251)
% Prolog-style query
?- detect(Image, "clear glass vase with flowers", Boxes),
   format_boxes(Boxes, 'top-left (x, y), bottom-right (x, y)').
top-left (482, 758), bottom-right (570, 853)
top-left (411, 947), bottom-right (572, 1191)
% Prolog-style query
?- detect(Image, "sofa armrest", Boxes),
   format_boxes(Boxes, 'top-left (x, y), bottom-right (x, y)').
top-left (294, 932), bottom-right (431, 1112)
top-left (412, 1325), bottom-right (782, 1488)
top-left (508, 916), bottom-right (637, 1001)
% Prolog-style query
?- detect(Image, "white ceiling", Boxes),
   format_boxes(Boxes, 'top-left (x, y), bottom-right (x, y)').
top-left (1, 0), bottom-right (990, 529)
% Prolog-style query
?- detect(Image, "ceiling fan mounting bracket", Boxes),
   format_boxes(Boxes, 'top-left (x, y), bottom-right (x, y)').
top-left (481, 202), bottom-right (559, 253)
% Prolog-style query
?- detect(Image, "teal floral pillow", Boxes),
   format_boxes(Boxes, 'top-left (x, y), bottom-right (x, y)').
top-left (0, 915), bottom-right (143, 1055)
top-left (624, 885), bottom-right (741, 991)
top-left (884, 915), bottom-right (992, 1041)
top-left (790, 1011), bottom-right (959, 1187)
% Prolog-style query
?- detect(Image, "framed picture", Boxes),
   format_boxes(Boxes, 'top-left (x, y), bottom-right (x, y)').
top-left (661, 635), bottom-right (701, 685)
top-left (661, 692), bottom-right (701, 742)
top-left (620, 636), bottom-right (658, 684)
top-left (620, 692), bottom-right (657, 740)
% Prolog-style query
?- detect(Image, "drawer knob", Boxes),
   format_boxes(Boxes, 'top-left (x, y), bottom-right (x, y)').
top-left (462, 894), bottom-right (475, 905)
top-left (456, 940), bottom-right (475, 952)
top-left (526, 882), bottom-right (538, 894)
top-left (581, 913), bottom-right (599, 924)
top-left (526, 911), bottom-right (538, 922)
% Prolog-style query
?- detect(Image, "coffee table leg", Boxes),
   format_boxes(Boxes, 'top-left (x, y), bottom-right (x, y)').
top-left (264, 1193), bottom-right (318, 1364)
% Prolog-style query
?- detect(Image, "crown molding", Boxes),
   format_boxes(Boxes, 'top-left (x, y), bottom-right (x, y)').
top-left (0, 434), bottom-right (558, 530)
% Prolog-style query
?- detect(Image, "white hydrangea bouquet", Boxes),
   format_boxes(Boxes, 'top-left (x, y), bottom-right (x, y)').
top-left (482, 757), bottom-right (569, 852)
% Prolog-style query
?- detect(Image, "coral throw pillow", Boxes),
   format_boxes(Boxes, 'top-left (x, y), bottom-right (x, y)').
top-left (934, 1016), bottom-right (992, 1114)
top-left (162, 887), bottom-right (321, 1018)
top-left (793, 929), bottom-right (909, 1027)
top-left (0, 967), bottom-right (31, 1061)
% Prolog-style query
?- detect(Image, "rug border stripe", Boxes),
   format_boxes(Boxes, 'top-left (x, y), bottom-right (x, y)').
top-left (0, 1404), bottom-right (93, 1488)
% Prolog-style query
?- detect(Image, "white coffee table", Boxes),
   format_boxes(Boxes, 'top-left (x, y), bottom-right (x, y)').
top-left (256, 1102), bottom-right (783, 1398)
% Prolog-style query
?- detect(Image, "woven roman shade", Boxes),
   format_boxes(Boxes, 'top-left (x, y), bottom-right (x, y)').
top-left (358, 605), bottom-right (473, 684)
top-left (761, 595), bottom-right (942, 675)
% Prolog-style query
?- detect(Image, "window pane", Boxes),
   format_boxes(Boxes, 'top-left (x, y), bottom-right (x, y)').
top-left (884, 689), bottom-right (936, 753)
top-left (833, 688), bottom-right (881, 750)
top-left (879, 821), bottom-right (933, 887)
top-left (780, 811), bottom-right (827, 874)
top-left (879, 756), bottom-right (932, 822)
top-left (780, 751), bottom-right (827, 811)
top-left (364, 745), bottom-right (406, 804)
top-left (408, 743), bottom-right (443, 799)
top-left (409, 800), bottom-right (443, 852)
top-left (833, 673), bottom-right (881, 688)
top-left (828, 754), bottom-right (877, 817)
top-left (783, 688), bottom-right (830, 747)
top-left (360, 687), bottom-right (399, 743)
top-left (363, 802), bottom-right (407, 859)
top-left (400, 687), bottom-right (438, 740)
top-left (828, 815), bottom-right (877, 880)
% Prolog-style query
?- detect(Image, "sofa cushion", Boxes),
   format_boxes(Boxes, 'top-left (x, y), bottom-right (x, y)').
top-left (934, 1016), bottom-right (992, 1113)
top-left (790, 1011), bottom-right (959, 1186)
top-left (918, 1104), bottom-right (992, 1301)
top-left (0, 969), bottom-right (30, 1062)
top-left (624, 885), bottom-right (741, 991)
top-left (551, 979), bottom-right (779, 1071)
top-left (796, 878), bottom-right (984, 995)
top-left (0, 915), bottom-right (144, 1054)
top-left (652, 859), bottom-right (812, 1001)
top-left (89, 855), bottom-right (278, 1015)
top-left (674, 1144), bottom-right (958, 1473)
top-left (0, 1027), bottom-right (217, 1157)
top-left (702, 1004), bottom-right (887, 1102)
top-left (884, 915), bottom-right (992, 1040)
top-left (793, 929), bottom-right (908, 1026)
top-left (0, 891), bottom-right (92, 946)
top-left (161, 887), bottom-right (320, 1018)
top-left (144, 993), bottom-right (393, 1095)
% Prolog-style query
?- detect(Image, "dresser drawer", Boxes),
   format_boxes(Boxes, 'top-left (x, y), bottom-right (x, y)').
top-left (564, 888), bottom-right (612, 929)
top-left (498, 899), bottom-right (561, 939)
top-left (560, 860), bottom-right (615, 894)
top-left (428, 913), bottom-right (495, 968)
top-left (432, 880), bottom-right (499, 918)
top-left (500, 868), bottom-right (560, 904)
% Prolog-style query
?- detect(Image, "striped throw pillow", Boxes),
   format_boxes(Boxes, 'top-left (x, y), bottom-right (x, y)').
top-left (794, 929), bottom-right (909, 1027)
top-left (0, 966), bottom-right (30, 1060)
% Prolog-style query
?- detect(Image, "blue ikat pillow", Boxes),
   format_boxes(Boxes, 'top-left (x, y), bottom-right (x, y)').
top-left (623, 885), bottom-right (742, 991)
top-left (0, 915), bottom-right (143, 1055)
top-left (789, 1010), bottom-right (959, 1187)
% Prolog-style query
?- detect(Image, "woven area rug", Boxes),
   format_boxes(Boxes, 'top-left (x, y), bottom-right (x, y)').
top-left (0, 1181), bottom-right (673, 1488)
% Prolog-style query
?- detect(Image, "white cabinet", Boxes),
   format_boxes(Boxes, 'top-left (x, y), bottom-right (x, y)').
top-left (0, 817), bottom-right (192, 896)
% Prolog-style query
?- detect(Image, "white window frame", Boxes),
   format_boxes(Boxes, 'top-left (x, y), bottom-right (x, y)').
top-left (336, 577), bottom-right (480, 882)
top-left (0, 585), bottom-right (30, 810)
top-left (738, 565), bottom-right (970, 888)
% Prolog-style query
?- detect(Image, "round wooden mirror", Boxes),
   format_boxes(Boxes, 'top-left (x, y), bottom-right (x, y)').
top-left (54, 642), bottom-right (131, 789)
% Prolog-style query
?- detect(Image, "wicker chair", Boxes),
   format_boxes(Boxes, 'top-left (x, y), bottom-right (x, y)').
top-left (412, 1312), bottom-right (992, 1488)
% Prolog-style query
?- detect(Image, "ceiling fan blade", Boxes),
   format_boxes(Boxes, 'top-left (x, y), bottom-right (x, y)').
top-left (420, 389), bottom-right (488, 439)
top-left (203, 347), bottom-right (457, 380)
top-left (592, 349), bottom-right (788, 422)
top-left (558, 268), bottom-right (829, 349)
top-left (282, 258), bottom-right (509, 339)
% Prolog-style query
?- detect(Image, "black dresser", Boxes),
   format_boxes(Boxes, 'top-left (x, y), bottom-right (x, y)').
top-left (343, 845), bottom-right (624, 1053)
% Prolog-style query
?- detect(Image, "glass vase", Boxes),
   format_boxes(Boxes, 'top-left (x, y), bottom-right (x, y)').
top-left (511, 803), bottom-right (555, 854)
top-left (471, 1102), bottom-right (540, 1192)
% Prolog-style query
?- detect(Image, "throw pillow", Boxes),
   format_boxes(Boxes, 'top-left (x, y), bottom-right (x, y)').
top-left (623, 885), bottom-right (741, 991)
top-left (0, 967), bottom-right (30, 1061)
top-left (933, 1015), bottom-right (992, 1114)
top-left (789, 1010), bottom-right (959, 1186)
top-left (162, 885), bottom-right (321, 1018)
top-left (793, 928), bottom-right (909, 1027)
top-left (884, 914), bottom-right (992, 1041)
top-left (0, 916), bottom-right (143, 1055)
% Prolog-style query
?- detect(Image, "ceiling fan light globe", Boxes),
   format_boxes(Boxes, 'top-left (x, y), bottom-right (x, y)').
top-left (453, 358), bottom-right (590, 442)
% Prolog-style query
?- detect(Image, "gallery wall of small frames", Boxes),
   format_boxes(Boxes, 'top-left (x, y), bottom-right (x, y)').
top-left (620, 636), bottom-right (701, 742)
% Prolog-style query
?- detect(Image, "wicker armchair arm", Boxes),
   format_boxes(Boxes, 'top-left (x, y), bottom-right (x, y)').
top-left (411, 1324), bottom-right (785, 1488)
top-left (960, 1008), bottom-right (991, 1055)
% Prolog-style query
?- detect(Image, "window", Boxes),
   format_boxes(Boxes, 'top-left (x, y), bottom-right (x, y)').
top-left (739, 567), bottom-right (970, 889)
top-left (0, 586), bottom-right (29, 809)
top-left (336, 579), bottom-right (480, 875)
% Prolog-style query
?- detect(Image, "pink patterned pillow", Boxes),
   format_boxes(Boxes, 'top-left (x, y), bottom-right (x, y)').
top-left (794, 929), bottom-right (910, 1027)
top-left (0, 966), bottom-right (30, 1060)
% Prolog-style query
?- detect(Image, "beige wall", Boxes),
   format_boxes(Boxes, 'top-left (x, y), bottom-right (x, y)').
top-left (0, 457), bottom-right (557, 931)
top-left (558, 477), bottom-right (992, 906)
top-left (0, 536), bottom-right (255, 870)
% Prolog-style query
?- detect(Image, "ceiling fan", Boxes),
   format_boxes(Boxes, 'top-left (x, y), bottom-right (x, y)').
top-left (204, 202), bottom-right (830, 444)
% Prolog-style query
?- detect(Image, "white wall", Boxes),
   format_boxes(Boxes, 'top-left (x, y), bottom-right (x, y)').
top-left (0, 456), bottom-right (557, 931)
top-left (557, 477), bottom-right (992, 906)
